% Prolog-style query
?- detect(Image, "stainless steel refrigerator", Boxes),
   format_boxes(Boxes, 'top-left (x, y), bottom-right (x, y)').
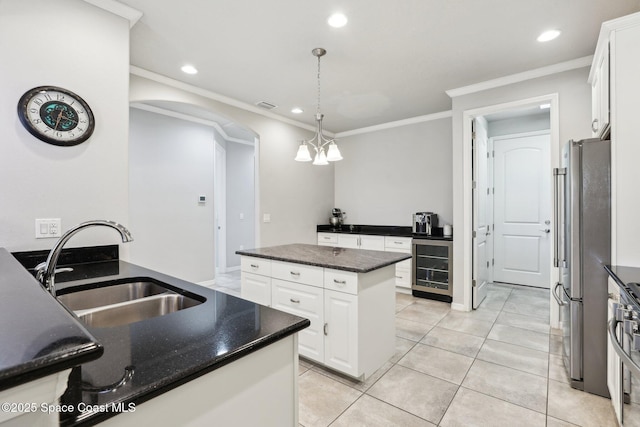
top-left (553, 138), bottom-right (610, 398)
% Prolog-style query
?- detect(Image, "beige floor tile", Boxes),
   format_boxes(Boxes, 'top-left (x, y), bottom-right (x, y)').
top-left (487, 323), bottom-right (550, 352)
top-left (510, 285), bottom-right (550, 299)
top-left (421, 326), bottom-right (485, 358)
top-left (310, 360), bottom-right (393, 393)
top-left (550, 334), bottom-right (563, 355)
top-left (398, 343), bottom-right (474, 385)
top-left (476, 339), bottom-right (548, 377)
top-left (389, 336), bottom-right (418, 364)
top-left (547, 379), bottom-right (618, 427)
top-left (440, 387), bottom-right (546, 427)
top-left (479, 291), bottom-right (510, 311)
top-left (470, 306), bottom-right (501, 322)
top-left (502, 293), bottom-right (550, 319)
top-left (436, 311), bottom-right (494, 338)
top-left (495, 310), bottom-right (550, 334)
top-left (546, 416), bottom-right (580, 426)
top-left (395, 317), bottom-right (434, 342)
top-left (331, 394), bottom-right (435, 427)
top-left (396, 302), bottom-right (450, 325)
top-left (461, 359), bottom-right (548, 413)
top-left (548, 353), bottom-right (570, 383)
top-left (298, 370), bottom-right (361, 427)
top-left (367, 364), bottom-right (458, 424)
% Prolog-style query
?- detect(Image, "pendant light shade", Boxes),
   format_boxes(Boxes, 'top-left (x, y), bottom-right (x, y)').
top-left (295, 142), bottom-right (312, 162)
top-left (295, 48), bottom-right (343, 165)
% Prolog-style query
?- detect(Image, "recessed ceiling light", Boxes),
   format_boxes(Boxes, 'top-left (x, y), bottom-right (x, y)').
top-left (539, 103), bottom-right (551, 109)
top-left (291, 107), bottom-right (304, 114)
top-left (181, 64), bottom-right (198, 74)
top-left (537, 30), bottom-right (561, 42)
top-left (328, 13), bottom-right (348, 28)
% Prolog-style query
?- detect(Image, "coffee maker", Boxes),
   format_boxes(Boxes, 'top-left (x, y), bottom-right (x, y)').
top-left (413, 212), bottom-right (438, 235)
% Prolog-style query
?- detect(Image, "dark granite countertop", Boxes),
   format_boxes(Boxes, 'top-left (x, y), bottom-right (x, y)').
top-left (605, 265), bottom-right (640, 311)
top-left (4, 246), bottom-right (309, 426)
top-left (236, 243), bottom-right (411, 273)
top-left (0, 248), bottom-right (102, 392)
top-left (317, 224), bottom-right (453, 241)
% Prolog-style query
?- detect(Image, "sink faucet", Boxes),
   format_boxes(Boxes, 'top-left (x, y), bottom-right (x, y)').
top-left (35, 220), bottom-right (133, 297)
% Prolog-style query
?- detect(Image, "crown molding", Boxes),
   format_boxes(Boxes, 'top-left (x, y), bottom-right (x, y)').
top-left (446, 55), bottom-right (593, 98)
top-left (334, 110), bottom-right (452, 138)
top-left (82, 0), bottom-right (142, 27)
top-left (129, 66), bottom-right (324, 135)
top-left (130, 102), bottom-right (255, 146)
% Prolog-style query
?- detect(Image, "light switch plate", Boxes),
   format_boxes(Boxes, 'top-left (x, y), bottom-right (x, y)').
top-left (263, 213), bottom-right (271, 223)
top-left (35, 218), bottom-right (61, 239)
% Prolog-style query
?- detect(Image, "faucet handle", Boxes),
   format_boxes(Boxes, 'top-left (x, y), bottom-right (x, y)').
top-left (34, 262), bottom-right (47, 282)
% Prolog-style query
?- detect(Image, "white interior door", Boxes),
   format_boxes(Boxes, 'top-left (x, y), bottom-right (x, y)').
top-left (214, 141), bottom-right (226, 274)
top-left (493, 132), bottom-right (551, 288)
top-left (472, 117), bottom-right (491, 308)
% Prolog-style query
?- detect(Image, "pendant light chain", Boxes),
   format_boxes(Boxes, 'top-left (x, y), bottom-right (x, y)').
top-left (316, 53), bottom-right (322, 116)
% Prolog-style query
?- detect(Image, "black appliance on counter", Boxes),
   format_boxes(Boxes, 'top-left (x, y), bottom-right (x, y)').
top-left (412, 212), bottom-right (438, 235)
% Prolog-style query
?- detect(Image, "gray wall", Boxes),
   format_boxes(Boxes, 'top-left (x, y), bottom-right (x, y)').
top-left (0, 0), bottom-right (130, 252)
top-left (226, 142), bottom-right (255, 267)
top-left (335, 118), bottom-right (453, 226)
top-left (129, 108), bottom-right (215, 283)
top-left (130, 75), bottom-right (334, 248)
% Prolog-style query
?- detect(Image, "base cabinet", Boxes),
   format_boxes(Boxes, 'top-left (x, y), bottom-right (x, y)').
top-left (240, 256), bottom-right (395, 379)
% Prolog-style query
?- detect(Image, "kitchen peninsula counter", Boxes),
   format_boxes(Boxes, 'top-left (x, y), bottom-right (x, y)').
top-left (2, 246), bottom-right (309, 426)
top-left (237, 243), bottom-right (407, 380)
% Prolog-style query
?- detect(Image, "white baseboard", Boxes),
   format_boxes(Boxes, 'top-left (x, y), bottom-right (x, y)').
top-left (451, 302), bottom-right (469, 312)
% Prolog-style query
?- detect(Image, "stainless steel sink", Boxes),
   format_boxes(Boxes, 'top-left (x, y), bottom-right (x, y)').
top-left (76, 293), bottom-right (202, 328)
top-left (57, 279), bottom-right (204, 328)
top-left (58, 281), bottom-right (168, 311)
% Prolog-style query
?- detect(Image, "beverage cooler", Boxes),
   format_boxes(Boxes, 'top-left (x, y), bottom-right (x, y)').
top-left (412, 238), bottom-right (453, 302)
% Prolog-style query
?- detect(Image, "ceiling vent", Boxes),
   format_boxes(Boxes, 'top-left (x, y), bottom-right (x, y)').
top-left (255, 101), bottom-right (277, 110)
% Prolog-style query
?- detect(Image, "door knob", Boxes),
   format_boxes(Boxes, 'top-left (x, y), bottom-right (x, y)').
top-left (540, 228), bottom-right (550, 233)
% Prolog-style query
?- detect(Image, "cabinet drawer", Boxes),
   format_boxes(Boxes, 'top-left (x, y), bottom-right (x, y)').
top-left (317, 233), bottom-right (338, 245)
top-left (384, 236), bottom-right (412, 251)
top-left (324, 269), bottom-right (358, 295)
top-left (241, 272), bottom-right (271, 306)
top-left (359, 235), bottom-right (385, 251)
top-left (240, 257), bottom-right (271, 276)
top-left (272, 260), bottom-right (324, 287)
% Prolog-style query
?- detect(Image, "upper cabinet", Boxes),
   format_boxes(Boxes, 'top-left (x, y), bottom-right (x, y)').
top-left (592, 12), bottom-right (640, 271)
top-left (590, 47), bottom-right (610, 139)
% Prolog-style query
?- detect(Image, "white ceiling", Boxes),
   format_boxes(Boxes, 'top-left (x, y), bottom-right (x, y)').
top-left (119, 0), bottom-right (640, 133)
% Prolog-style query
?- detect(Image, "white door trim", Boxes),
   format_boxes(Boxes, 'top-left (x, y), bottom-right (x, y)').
top-left (460, 93), bottom-right (560, 327)
top-left (215, 141), bottom-right (227, 274)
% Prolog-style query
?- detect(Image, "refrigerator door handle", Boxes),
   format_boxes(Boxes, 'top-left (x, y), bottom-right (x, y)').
top-left (553, 282), bottom-right (566, 306)
top-left (553, 168), bottom-right (566, 268)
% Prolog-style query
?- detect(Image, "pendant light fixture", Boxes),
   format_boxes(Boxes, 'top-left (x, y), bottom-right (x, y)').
top-left (294, 48), bottom-right (342, 165)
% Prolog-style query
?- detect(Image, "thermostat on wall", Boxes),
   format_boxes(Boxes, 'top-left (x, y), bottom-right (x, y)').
top-left (198, 195), bottom-right (206, 204)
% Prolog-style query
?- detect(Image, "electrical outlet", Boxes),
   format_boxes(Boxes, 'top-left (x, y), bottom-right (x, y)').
top-left (263, 213), bottom-right (271, 223)
top-left (35, 218), bottom-right (61, 239)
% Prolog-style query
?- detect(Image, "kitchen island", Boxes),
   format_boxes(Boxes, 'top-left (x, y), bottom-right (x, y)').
top-left (2, 246), bottom-right (309, 426)
top-left (237, 243), bottom-right (411, 380)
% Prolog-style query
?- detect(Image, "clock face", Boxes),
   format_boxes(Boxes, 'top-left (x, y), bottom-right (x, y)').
top-left (17, 86), bottom-right (95, 146)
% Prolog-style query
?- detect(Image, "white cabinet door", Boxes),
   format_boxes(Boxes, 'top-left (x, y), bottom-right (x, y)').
top-left (240, 272), bottom-right (271, 306)
top-left (337, 234), bottom-right (360, 249)
top-left (324, 290), bottom-right (358, 377)
top-left (271, 279), bottom-right (324, 363)
top-left (359, 235), bottom-right (385, 251)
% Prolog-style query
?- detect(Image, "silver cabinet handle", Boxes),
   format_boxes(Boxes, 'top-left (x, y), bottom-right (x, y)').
top-left (290, 271), bottom-right (300, 276)
top-left (323, 236), bottom-right (331, 240)
top-left (324, 323), bottom-right (328, 336)
top-left (333, 279), bottom-right (347, 285)
top-left (552, 283), bottom-right (566, 306)
top-left (290, 298), bottom-right (300, 304)
top-left (394, 241), bottom-right (403, 244)
top-left (250, 264), bottom-right (259, 269)
top-left (592, 118), bottom-right (599, 133)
